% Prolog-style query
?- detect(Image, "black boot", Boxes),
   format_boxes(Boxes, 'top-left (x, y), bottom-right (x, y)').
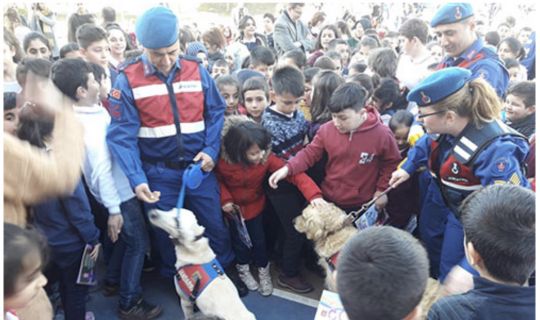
top-left (224, 264), bottom-right (249, 297)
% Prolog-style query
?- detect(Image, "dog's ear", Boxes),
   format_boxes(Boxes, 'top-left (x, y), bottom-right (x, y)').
top-left (294, 215), bottom-right (307, 233)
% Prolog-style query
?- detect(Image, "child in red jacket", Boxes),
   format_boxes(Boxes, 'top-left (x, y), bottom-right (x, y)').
top-left (216, 116), bottom-right (326, 297)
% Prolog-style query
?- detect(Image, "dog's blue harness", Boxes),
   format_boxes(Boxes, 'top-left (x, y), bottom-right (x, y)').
top-left (174, 258), bottom-right (225, 301)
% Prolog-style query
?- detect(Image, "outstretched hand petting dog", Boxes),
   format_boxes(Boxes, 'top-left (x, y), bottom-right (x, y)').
top-left (268, 166), bottom-right (289, 188)
top-left (310, 197), bottom-right (329, 209)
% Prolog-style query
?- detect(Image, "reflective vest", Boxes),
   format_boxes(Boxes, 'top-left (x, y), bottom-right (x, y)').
top-left (123, 58), bottom-right (205, 161)
top-left (429, 120), bottom-right (525, 214)
top-left (174, 259), bottom-right (224, 301)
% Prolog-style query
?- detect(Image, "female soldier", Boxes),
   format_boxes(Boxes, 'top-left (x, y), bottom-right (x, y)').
top-left (389, 67), bottom-right (530, 292)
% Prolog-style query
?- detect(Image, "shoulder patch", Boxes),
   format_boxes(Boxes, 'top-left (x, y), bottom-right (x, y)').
top-left (110, 89), bottom-right (122, 100)
top-left (493, 157), bottom-right (510, 174)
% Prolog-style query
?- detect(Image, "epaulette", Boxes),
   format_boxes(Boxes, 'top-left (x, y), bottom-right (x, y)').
top-left (453, 120), bottom-right (526, 165)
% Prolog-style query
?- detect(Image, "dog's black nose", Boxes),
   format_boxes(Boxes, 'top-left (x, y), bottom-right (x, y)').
top-left (149, 211), bottom-right (158, 219)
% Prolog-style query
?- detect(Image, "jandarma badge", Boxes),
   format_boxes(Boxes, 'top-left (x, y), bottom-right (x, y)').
top-left (420, 91), bottom-right (431, 104)
top-left (455, 7), bottom-right (462, 20)
top-left (110, 89), bottom-right (122, 99)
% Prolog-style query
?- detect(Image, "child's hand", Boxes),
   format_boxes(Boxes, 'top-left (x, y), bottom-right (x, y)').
top-left (268, 166), bottom-right (289, 189)
top-left (373, 192), bottom-right (388, 211)
top-left (310, 197), bottom-right (328, 209)
top-left (222, 203), bottom-right (236, 214)
top-left (389, 169), bottom-right (410, 188)
top-left (107, 214), bottom-right (124, 243)
top-left (88, 243), bottom-right (101, 261)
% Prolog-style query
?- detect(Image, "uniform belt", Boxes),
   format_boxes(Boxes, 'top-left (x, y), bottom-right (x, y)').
top-left (144, 159), bottom-right (194, 170)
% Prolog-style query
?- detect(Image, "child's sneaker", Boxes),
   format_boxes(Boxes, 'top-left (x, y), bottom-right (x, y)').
top-left (258, 263), bottom-right (273, 296)
top-left (236, 264), bottom-right (259, 291)
top-left (118, 299), bottom-right (162, 320)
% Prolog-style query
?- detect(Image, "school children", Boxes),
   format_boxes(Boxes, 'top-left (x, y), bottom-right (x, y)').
top-left (4, 92), bottom-right (19, 136)
top-left (269, 82), bottom-right (401, 213)
top-left (428, 185), bottom-right (535, 319)
top-left (386, 110), bottom-right (421, 229)
top-left (216, 117), bottom-right (325, 296)
top-left (4, 224), bottom-right (49, 320)
top-left (504, 81), bottom-right (535, 138)
top-left (211, 59), bottom-right (230, 79)
top-left (51, 58), bottom-right (160, 319)
top-left (17, 105), bottom-right (100, 320)
top-left (337, 226), bottom-right (429, 320)
top-left (241, 77), bottom-right (269, 123)
top-left (76, 23), bottom-right (110, 75)
top-left (216, 75), bottom-right (247, 116)
top-left (248, 46), bottom-right (276, 80)
top-left (261, 66), bottom-right (314, 293)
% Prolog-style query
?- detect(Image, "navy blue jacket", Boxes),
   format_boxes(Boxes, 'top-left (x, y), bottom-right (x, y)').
top-left (428, 276), bottom-right (535, 320)
top-left (439, 38), bottom-right (509, 97)
top-left (33, 179), bottom-right (100, 253)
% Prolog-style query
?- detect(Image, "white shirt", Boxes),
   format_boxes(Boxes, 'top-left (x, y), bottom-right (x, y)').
top-left (74, 104), bottom-right (135, 214)
top-left (396, 51), bottom-right (438, 91)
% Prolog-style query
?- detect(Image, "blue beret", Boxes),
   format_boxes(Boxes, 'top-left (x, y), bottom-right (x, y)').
top-left (431, 3), bottom-right (474, 27)
top-left (407, 67), bottom-right (472, 106)
top-left (136, 6), bottom-right (179, 49)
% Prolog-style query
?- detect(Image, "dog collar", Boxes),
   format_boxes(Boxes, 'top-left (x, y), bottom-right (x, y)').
top-left (174, 258), bottom-right (224, 301)
top-left (326, 251), bottom-right (340, 272)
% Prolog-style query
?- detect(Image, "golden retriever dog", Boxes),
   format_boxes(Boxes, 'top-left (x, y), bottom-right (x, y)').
top-left (419, 278), bottom-right (443, 319)
top-left (294, 203), bottom-right (357, 290)
top-left (149, 208), bottom-right (255, 320)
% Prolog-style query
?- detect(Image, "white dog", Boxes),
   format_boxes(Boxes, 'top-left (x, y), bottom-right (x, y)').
top-left (294, 203), bottom-right (357, 291)
top-left (149, 208), bottom-right (255, 320)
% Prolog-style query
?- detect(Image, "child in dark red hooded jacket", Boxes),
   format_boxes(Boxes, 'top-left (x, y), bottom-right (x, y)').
top-left (269, 82), bottom-right (401, 213)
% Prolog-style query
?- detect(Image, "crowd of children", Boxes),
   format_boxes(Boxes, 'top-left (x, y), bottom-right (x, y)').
top-left (3, 2), bottom-right (535, 320)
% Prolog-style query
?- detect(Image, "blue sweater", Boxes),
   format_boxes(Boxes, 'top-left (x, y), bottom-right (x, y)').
top-left (33, 179), bottom-right (100, 253)
top-left (261, 107), bottom-right (308, 160)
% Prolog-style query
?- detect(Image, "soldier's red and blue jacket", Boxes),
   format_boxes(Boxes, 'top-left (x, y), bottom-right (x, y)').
top-left (401, 120), bottom-right (529, 214)
top-left (437, 38), bottom-right (509, 97)
top-left (106, 54), bottom-right (226, 189)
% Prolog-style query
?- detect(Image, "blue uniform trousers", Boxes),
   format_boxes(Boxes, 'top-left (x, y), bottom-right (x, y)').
top-left (144, 162), bottom-right (235, 277)
top-left (440, 211), bottom-right (479, 281)
top-left (418, 173), bottom-right (449, 279)
top-left (420, 175), bottom-right (478, 281)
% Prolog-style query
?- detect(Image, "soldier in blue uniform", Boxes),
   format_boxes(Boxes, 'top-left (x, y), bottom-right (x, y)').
top-left (390, 68), bottom-right (529, 291)
top-left (409, 2), bottom-right (513, 280)
top-left (432, 3), bottom-right (509, 97)
top-left (106, 6), bottom-right (248, 297)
